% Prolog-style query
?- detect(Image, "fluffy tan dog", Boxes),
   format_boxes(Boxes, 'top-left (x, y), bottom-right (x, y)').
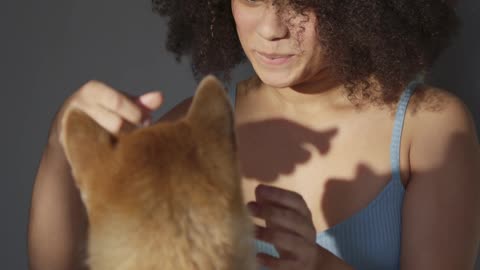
top-left (60, 75), bottom-right (256, 270)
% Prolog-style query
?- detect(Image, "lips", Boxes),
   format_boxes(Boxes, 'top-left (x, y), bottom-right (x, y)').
top-left (257, 51), bottom-right (294, 59)
top-left (255, 51), bottom-right (295, 66)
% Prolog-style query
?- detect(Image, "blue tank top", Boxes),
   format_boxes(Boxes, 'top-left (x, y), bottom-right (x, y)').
top-left (228, 80), bottom-right (419, 270)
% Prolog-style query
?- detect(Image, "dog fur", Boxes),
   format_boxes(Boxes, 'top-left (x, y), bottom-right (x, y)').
top-left (60, 75), bottom-right (256, 270)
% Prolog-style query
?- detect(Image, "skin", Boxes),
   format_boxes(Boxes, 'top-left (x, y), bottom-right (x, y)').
top-left (231, 0), bottom-right (355, 268)
top-left (232, 0), bottom-right (346, 114)
top-left (28, 82), bottom-right (164, 270)
top-left (27, 0), bottom-right (479, 269)
top-left (229, 0), bottom-right (480, 269)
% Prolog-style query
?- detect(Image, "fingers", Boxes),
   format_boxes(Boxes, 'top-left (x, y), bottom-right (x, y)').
top-left (255, 224), bottom-right (323, 270)
top-left (137, 91), bottom-right (163, 111)
top-left (256, 253), bottom-right (296, 270)
top-left (135, 91), bottom-right (163, 126)
top-left (51, 79), bottom-right (164, 159)
top-left (247, 184), bottom-right (319, 270)
top-left (255, 225), bottom-right (306, 257)
top-left (256, 249), bottom-right (320, 270)
top-left (80, 103), bottom-right (132, 134)
top-left (87, 82), bottom-right (143, 126)
top-left (247, 201), bottom-right (315, 240)
top-left (255, 184), bottom-right (313, 219)
top-left (75, 80), bottom-right (163, 133)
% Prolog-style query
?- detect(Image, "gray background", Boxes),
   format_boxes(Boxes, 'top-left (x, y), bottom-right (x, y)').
top-left (1, 0), bottom-right (478, 269)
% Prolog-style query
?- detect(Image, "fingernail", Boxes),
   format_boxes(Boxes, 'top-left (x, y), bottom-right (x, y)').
top-left (139, 91), bottom-right (162, 107)
top-left (256, 184), bottom-right (270, 196)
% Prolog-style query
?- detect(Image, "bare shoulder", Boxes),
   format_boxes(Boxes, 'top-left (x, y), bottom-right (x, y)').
top-left (408, 84), bottom-right (479, 143)
top-left (400, 83), bottom-right (480, 269)
top-left (407, 84), bottom-right (479, 169)
top-left (155, 96), bottom-right (194, 123)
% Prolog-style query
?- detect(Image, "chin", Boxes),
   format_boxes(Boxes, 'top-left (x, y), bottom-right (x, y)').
top-left (253, 67), bottom-right (299, 88)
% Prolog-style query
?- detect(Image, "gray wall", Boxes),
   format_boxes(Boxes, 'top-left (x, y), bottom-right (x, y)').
top-left (430, 1), bottom-right (480, 132)
top-left (1, 0), bottom-right (478, 269)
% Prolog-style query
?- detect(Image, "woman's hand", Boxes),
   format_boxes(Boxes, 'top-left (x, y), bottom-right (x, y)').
top-left (50, 80), bottom-right (163, 151)
top-left (29, 80), bottom-right (164, 270)
top-left (247, 184), bottom-right (354, 270)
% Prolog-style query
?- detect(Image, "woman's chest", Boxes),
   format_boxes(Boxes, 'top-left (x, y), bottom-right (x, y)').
top-left (234, 111), bottom-right (411, 233)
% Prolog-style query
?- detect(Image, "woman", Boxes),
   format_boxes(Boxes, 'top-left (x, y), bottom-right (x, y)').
top-left (28, 0), bottom-right (480, 269)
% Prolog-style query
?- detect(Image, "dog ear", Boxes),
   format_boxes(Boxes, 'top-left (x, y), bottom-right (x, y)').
top-left (186, 75), bottom-right (235, 139)
top-left (60, 108), bottom-right (116, 189)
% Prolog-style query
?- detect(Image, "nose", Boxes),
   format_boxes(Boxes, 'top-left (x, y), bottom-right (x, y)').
top-left (256, 5), bottom-right (289, 41)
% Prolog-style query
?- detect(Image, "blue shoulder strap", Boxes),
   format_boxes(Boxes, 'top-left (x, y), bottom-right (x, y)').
top-left (228, 85), bottom-right (237, 109)
top-left (390, 79), bottom-right (421, 182)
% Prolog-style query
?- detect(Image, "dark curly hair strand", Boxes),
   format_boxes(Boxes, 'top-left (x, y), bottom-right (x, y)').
top-left (152, 0), bottom-right (459, 105)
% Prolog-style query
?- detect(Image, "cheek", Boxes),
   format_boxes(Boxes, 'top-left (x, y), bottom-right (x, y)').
top-left (304, 34), bottom-right (323, 60)
top-left (300, 22), bottom-right (327, 65)
top-left (300, 41), bottom-right (328, 75)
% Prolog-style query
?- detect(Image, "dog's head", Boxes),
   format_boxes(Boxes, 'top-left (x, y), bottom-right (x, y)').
top-left (61, 74), bottom-right (240, 219)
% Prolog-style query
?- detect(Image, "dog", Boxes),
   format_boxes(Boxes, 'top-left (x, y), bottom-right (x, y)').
top-left (60, 75), bottom-right (256, 270)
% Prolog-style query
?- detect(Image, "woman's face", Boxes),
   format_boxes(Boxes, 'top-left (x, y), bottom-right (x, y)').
top-left (231, 0), bottom-right (329, 88)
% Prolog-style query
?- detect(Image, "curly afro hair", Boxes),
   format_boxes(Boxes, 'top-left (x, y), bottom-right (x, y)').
top-left (152, 0), bottom-right (459, 105)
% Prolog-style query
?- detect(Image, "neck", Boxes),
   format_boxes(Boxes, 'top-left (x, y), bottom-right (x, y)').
top-left (258, 71), bottom-right (349, 116)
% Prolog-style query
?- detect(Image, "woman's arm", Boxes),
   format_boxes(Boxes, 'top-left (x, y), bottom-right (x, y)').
top-left (28, 141), bottom-right (89, 270)
top-left (401, 90), bottom-right (480, 270)
top-left (27, 92), bottom-right (188, 270)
